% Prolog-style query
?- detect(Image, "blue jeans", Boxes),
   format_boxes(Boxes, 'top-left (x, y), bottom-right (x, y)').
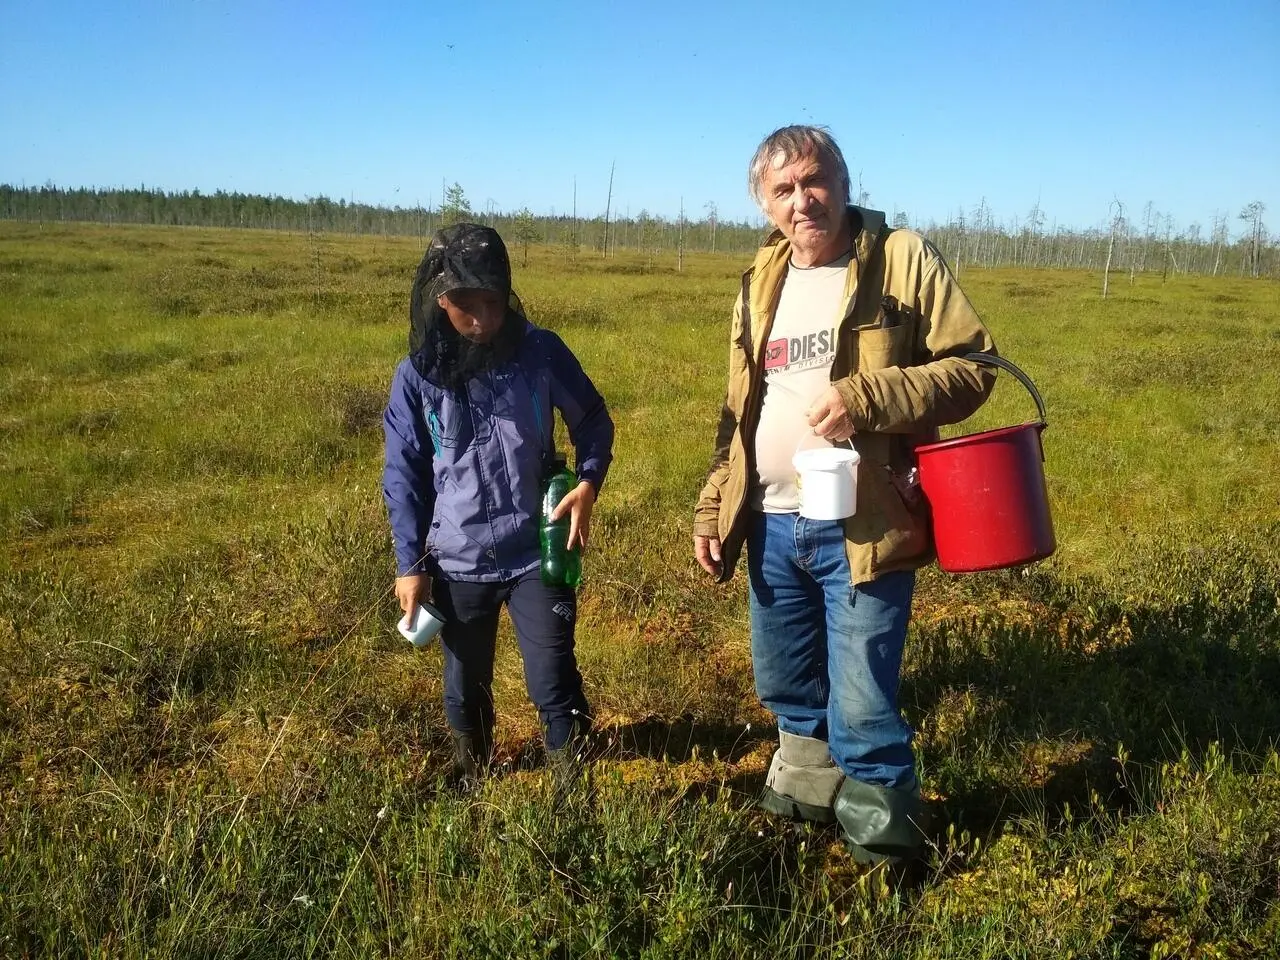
top-left (747, 511), bottom-right (916, 789)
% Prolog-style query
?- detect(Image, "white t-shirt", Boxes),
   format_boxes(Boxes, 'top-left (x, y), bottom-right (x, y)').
top-left (752, 254), bottom-right (850, 512)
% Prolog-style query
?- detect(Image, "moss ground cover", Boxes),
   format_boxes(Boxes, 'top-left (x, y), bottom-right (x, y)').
top-left (2, 221), bottom-right (1278, 957)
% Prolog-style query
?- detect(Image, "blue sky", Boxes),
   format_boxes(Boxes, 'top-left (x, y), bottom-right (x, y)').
top-left (2, 0), bottom-right (1277, 237)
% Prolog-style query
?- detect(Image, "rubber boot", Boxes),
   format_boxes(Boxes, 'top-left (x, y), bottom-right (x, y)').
top-left (546, 733), bottom-right (592, 807)
top-left (833, 776), bottom-right (927, 866)
top-left (758, 732), bottom-right (845, 824)
top-left (451, 727), bottom-right (493, 793)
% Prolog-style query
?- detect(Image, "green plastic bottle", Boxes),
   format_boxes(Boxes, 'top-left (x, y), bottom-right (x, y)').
top-left (539, 456), bottom-right (582, 588)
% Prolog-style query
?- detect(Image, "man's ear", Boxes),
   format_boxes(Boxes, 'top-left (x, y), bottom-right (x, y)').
top-left (436, 293), bottom-right (449, 309)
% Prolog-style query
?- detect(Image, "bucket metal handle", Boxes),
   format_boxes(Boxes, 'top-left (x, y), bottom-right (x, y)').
top-left (963, 353), bottom-right (1047, 428)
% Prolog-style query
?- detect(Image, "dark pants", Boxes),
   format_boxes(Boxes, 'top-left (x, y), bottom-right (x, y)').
top-left (433, 568), bottom-right (589, 751)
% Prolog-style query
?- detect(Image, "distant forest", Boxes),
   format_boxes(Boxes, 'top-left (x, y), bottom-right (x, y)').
top-left (2, 183), bottom-right (1273, 279)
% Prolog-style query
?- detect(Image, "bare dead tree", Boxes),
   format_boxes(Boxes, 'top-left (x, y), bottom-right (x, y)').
top-left (1162, 214), bottom-right (1175, 280)
top-left (1211, 213), bottom-right (1228, 276)
top-left (1185, 221), bottom-right (1202, 273)
top-left (677, 197), bottom-right (685, 272)
top-left (1103, 198), bottom-right (1125, 299)
top-left (1026, 199), bottom-right (1045, 267)
top-left (1239, 201), bottom-right (1266, 278)
top-left (951, 207), bottom-right (967, 276)
top-left (971, 197), bottom-right (989, 267)
top-left (1139, 201), bottom-right (1157, 273)
top-left (602, 161), bottom-right (614, 258)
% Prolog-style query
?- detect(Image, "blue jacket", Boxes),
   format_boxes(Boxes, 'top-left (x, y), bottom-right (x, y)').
top-left (382, 321), bottom-right (614, 581)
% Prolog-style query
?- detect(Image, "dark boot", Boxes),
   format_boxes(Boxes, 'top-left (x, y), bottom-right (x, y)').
top-left (451, 727), bottom-right (492, 792)
top-left (834, 776), bottom-right (928, 866)
top-left (546, 731), bottom-right (592, 806)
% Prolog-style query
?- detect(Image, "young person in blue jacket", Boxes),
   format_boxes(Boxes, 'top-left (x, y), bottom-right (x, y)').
top-left (382, 222), bottom-right (614, 786)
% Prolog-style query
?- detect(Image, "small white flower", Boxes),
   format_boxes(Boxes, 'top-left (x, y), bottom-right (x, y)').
top-left (292, 894), bottom-right (314, 907)
top-left (376, 805), bottom-right (388, 820)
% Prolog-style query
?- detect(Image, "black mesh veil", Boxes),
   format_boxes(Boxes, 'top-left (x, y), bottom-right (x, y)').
top-left (408, 223), bottom-right (524, 386)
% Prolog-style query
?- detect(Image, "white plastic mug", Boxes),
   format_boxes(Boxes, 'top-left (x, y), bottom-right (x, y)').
top-left (793, 441), bottom-right (861, 520)
top-left (397, 602), bottom-right (446, 648)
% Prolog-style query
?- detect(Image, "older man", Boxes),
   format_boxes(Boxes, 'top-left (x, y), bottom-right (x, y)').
top-left (693, 125), bottom-right (997, 865)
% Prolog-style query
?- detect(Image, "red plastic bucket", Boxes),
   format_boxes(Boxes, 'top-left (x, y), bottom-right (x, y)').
top-left (914, 354), bottom-right (1055, 573)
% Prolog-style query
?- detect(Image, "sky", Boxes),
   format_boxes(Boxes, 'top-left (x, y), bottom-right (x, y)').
top-left (2, 0), bottom-right (1278, 237)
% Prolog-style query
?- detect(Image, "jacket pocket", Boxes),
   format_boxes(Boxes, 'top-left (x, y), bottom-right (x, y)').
top-left (855, 323), bottom-right (914, 374)
top-left (862, 463), bottom-right (929, 574)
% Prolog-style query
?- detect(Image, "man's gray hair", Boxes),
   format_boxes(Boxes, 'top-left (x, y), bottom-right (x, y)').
top-left (748, 125), bottom-right (851, 209)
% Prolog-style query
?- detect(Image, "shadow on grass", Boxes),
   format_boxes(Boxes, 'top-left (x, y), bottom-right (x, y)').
top-left (906, 536), bottom-right (1280, 838)
top-left (597, 713), bottom-right (774, 765)
top-left (495, 715), bottom-right (774, 791)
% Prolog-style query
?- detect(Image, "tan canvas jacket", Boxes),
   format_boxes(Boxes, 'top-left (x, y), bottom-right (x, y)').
top-left (693, 206), bottom-right (998, 584)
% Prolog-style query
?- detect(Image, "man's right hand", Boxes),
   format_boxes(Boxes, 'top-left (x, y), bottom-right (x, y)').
top-left (395, 573), bottom-right (431, 620)
top-left (693, 535), bottom-right (723, 579)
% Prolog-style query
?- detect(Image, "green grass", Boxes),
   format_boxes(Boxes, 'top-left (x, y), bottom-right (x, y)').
top-left (1, 221), bottom-right (1279, 958)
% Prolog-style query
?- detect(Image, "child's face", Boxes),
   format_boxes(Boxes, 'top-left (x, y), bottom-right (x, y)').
top-left (438, 289), bottom-right (506, 343)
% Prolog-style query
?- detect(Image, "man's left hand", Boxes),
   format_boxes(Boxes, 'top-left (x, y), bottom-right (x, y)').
top-left (806, 386), bottom-right (856, 442)
top-left (550, 480), bottom-right (597, 551)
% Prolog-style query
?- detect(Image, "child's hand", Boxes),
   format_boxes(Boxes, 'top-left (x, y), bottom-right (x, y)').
top-left (395, 573), bottom-right (431, 618)
top-left (550, 481), bottom-right (597, 551)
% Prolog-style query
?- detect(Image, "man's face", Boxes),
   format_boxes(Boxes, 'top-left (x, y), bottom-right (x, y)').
top-left (760, 149), bottom-right (849, 266)
top-left (437, 289), bottom-right (506, 343)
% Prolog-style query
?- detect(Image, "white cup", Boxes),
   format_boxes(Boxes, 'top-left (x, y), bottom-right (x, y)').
top-left (397, 602), bottom-right (446, 648)
top-left (792, 442), bottom-right (860, 520)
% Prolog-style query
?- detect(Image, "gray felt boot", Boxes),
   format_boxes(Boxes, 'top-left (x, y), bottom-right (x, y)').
top-left (758, 731), bottom-right (846, 824)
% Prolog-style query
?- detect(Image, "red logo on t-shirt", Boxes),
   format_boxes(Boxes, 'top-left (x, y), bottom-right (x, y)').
top-left (764, 338), bottom-right (787, 370)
